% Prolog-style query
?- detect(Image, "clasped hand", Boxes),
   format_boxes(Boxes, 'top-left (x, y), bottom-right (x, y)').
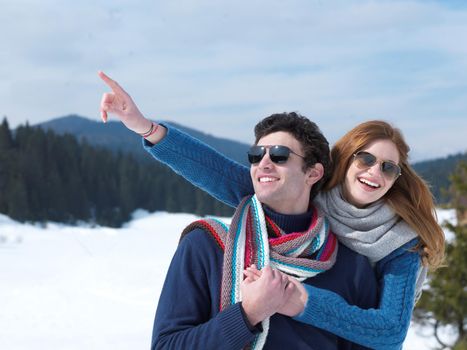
top-left (240, 265), bottom-right (307, 326)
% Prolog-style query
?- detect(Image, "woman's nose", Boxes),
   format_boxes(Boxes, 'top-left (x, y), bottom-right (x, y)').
top-left (367, 162), bottom-right (383, 177)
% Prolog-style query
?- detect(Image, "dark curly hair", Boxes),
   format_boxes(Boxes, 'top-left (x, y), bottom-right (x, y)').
top-left (254, 112), bottom-right (332, 200)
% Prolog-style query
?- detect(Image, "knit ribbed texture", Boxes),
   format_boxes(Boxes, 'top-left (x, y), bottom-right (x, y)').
top-left (314, 186), bottom-right (427, 301)
top-left (314, 187), bottom-right (416, 262)
top-left (217, 303), bottom-right (258, 349)
top-left (295, 239), bottom-right (420, 349)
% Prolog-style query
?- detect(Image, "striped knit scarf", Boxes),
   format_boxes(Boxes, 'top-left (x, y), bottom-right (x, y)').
top-left (181, 195), bottom-right (338, 350)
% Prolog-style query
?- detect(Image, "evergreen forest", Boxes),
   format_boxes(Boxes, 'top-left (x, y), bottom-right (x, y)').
top-left (0, 118), bottom-right (233, 227)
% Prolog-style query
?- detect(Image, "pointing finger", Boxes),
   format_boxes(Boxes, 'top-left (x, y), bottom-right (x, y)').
top-left (98, 70), bottom-right (128, 96)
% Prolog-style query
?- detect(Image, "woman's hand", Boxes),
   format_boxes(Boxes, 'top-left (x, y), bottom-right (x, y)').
top-left (98, 71), bottom-right (151, 134)
top-left (278, 275), bottom-right (307, 317)
top-left (241, 265), bottom-right (293, 326)
top-left (244, 265), bottom-right (308, 317)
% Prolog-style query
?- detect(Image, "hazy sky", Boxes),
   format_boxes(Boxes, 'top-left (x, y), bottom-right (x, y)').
top-left (1, 0), bottom-right (466, 161)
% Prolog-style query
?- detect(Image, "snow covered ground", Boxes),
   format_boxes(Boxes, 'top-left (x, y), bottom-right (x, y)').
top-left (0, 209), bottom-right (457, 350)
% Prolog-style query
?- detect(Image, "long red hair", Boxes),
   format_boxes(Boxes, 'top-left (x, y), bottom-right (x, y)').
top-left (325, 120), bottom-right (445, 268)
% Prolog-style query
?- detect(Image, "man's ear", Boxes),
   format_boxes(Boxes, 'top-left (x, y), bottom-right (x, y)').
top-left (306, 163), bottom-right (324, 186)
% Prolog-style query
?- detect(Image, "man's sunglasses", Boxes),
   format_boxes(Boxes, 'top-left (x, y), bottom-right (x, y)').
top-left (247, 145), bottom-right (305, 164)
top-left (353, 151), bottom-right (401, 180)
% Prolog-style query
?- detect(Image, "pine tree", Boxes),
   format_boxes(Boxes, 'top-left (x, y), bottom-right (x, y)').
top-left (414, 161), bottom-right (467, 349)
top-left (0, 117), bottom-right (14, 213)
top-left (7, 173), bottom-right (30, 221)
top-left (0, 117), bottom-right (13, 150)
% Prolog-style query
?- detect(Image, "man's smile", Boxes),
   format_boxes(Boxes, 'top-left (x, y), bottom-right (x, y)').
top-left (258, 176), bottom-right (280, 183)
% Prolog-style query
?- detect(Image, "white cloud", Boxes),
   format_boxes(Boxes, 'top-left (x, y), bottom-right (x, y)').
top-left (0, 0), bottom-right (466, 160)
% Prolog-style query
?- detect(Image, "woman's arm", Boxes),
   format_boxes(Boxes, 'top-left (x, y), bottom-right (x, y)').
top-left (98, 71), bottom-right (253, 208)
top-left (295, 242), bottom-right (420, 349)
top-left (143, 123), bottom-right (253, 208)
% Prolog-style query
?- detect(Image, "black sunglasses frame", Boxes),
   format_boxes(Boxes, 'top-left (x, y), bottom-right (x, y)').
top-left (352, 151), bottom-right (401, 180)
top-left (247, 145), bottom-right (304, 164)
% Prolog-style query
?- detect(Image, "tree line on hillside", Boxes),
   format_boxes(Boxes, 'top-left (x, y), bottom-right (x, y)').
top-left (0, 118), bottom-right (233, 227)
top-left (413, 153), bottom-right (467, 205)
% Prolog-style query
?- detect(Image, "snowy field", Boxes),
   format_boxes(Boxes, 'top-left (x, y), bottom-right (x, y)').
top-left (0, 209), bottom-right (457, 350)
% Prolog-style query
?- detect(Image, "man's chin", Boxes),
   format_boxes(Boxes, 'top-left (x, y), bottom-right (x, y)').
top-left (255, 193), bottom-right (277, 208)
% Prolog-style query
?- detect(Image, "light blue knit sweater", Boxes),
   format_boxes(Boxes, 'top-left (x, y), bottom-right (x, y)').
top-left (143, 123), bottom-right (420, 349)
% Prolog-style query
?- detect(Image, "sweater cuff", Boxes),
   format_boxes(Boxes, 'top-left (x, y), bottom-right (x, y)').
top-left (142, 122), bottom-right (173, 151)
top-left (217, 303), bottom-right (258, 348)
top-left (239, 302), bottom-right (263, 333)
top-left (293, 284), bottom-right (313, 322)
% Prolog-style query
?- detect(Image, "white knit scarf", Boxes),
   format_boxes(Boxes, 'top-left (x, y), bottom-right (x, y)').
top-left (313, 185), bottom-right (427, 300)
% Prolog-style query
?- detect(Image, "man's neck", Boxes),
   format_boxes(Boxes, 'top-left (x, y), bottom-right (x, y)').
top-left (263, 205), bottom-right (313, 234)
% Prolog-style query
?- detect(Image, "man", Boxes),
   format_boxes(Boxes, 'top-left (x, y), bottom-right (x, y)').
top-left (97, 72), bottom-right (378, 349)
top-left (150, 113), bottom-right (377, 350)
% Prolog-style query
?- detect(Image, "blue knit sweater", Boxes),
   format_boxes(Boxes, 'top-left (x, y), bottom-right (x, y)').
top-left (152, 207), bottom-right (377, 350)
top-left (144, 123), bottom-right (420, 349)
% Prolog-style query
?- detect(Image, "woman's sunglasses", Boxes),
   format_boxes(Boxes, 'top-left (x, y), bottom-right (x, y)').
top-left (247, 145), bottom-right (305, 164)
top-left (353, 151), bottom-right (401, 180)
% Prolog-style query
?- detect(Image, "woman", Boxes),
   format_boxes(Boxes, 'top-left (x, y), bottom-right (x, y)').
top-left (98, 71), bottom-right (445, 349)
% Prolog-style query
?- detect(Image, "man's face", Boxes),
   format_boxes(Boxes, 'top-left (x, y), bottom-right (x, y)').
top-left (250, 131), bottom-right (314, 215)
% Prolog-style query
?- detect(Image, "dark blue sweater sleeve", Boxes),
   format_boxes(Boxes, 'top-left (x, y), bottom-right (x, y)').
top-left (294, 240), bottom-right (420, 349)
top-left (151, 229), bottom-right (255, 350)
top-left (143, 123), bottom-right (253, 208)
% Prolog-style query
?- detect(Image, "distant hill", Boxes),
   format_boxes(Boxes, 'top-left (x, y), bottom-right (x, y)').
top-left (37, 115), bottom-right (250, 166)
top-left (412, 153), bottom-right (467, 204)
top-left (36, 115), bottom-right (467, 205)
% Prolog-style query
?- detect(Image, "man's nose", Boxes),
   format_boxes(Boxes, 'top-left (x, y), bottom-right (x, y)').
top-left (258, 151), bottom-right (273, 169)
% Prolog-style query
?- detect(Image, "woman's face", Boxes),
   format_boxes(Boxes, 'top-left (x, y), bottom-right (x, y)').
top-left (343, 139), bottom-right (400, 208)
